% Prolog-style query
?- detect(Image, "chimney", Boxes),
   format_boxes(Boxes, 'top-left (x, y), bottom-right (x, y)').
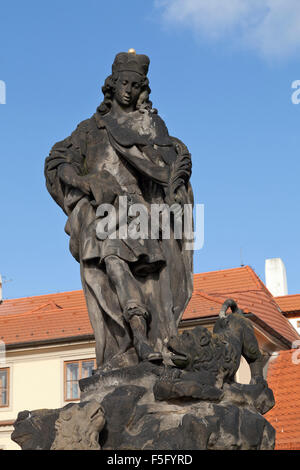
top-left (0, 275), bottom-right (2, 303)
top-left (265, 258), bottom-right (288, 297)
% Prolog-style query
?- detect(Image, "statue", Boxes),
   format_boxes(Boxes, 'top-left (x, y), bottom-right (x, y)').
top-left (45, 50), bottom-right (193, 369)
top-left (19, 50), bottom-right (277, 451)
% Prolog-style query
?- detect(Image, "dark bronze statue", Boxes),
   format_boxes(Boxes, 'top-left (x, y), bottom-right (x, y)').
top-left (45, 50), bottom-right (193, 370)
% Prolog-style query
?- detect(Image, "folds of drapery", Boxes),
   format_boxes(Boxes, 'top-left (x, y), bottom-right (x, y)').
top-left (44, 114), bottom-right (194, 369)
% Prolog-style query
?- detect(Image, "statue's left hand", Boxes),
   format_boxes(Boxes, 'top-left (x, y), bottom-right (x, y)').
top-left (166, 148), bottom-right (191, 206)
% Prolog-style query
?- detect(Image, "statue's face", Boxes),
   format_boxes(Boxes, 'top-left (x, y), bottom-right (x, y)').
top-left (114, 71), bottom-right (142, 110)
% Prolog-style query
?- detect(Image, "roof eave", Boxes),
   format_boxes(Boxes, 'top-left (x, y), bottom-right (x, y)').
top-left (5, 334), bottom-right (95, 351)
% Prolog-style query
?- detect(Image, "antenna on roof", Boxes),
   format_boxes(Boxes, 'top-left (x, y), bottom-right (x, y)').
top-left (0, 276), bottom-right (13, 302)
top-left (240, 247), bottom-right (244, 267)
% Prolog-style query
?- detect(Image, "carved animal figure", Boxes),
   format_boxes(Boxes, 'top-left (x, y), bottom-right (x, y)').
top-left (51, 400), bottom-right (105, 450)
top-left (171, 299), bottom-right (264, 383)
top-left (12, 408), bottom-right (60, 450)
top-left (154, 299), bottom-right (267, 402)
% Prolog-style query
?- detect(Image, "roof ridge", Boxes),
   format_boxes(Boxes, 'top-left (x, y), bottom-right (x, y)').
top-left (1, 290), bottom-right (84, 303)
top-left (245, 265), bottom-right (265, 290)
top-left (245, 266), bottom-right (286, 312)
top-left (207, 288), bottom-right (269, 295)
top-left (276, 294), bottom-right (300, 300)
top-left (194, 265), bottom-right (249, 277)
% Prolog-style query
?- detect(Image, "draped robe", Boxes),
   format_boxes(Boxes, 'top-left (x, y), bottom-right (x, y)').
top-left (45, 108), bottom-right (194, 370)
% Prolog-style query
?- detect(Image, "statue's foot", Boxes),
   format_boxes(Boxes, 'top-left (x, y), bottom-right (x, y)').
top-left (135, 341), bottom-right (163, 364)
top-left (128, 313), bottom-right (163, 364)
top-left (146, 352), bottom-right (163, 364)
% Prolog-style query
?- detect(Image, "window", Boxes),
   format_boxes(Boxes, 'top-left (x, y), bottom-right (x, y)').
top-left (64, 359), bottom-right (96, 401)
top-left (0, 368), bottom-right (9, 407)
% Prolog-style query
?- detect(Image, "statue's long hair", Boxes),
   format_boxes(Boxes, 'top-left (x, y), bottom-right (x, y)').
top-left (97, 73), bottom-right (155, 115)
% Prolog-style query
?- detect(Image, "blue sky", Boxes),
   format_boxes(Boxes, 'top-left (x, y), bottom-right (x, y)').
top-left (1, 0), bottom-right (300, 299)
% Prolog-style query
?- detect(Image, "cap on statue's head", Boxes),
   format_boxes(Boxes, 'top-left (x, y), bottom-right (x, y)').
top-left (112, 49), bottom-right (150, 77)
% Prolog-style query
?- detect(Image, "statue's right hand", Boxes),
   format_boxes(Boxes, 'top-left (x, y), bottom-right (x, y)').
top-left (58, 165), bottom-right (92, 196)
top-left (75, 176), bottom-right (92, 196)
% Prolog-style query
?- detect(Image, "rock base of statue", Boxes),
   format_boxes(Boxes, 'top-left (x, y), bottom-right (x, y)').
top-left (80, 362), bottom-right (275, 450)
top-left (12, 361), bottom-right (275, 450)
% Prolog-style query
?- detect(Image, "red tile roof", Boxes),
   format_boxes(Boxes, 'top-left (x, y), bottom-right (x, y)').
top-left (0, 266), bottom-right (298, 348)
top-left (266, 349), bottom-right (300, 450)
top-left (0, 291), bottom-right (92, 346)
top-left (275, 295), bottom-right (300, 315)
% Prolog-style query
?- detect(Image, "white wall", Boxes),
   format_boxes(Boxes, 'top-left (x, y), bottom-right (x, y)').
top-left (265, 258), bottom-right (288, 297)
top-left (288, 317), bottom-right (300, 337)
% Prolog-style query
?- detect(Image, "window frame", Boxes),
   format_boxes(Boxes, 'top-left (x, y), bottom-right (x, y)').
top-left (0, 367), bottom-right (10, 408)
top-left (64, 359), bottom-right (96, 402)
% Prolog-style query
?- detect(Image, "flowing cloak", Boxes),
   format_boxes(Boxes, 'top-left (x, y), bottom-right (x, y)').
top-left (45, 108), bottom-right (194, 369)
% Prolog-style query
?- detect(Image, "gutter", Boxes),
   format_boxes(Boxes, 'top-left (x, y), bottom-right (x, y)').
top-left (5, 334), bottom-right (95, 351)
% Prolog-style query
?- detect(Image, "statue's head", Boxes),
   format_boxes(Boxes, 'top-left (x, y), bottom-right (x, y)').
top-left (98, 50), bottom-right (154, 115)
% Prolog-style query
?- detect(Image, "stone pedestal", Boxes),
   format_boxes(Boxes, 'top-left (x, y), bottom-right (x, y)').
top-left (11, 361), bottom-right (275, 450)
top-left (79, 362), bottom-right (275, 450)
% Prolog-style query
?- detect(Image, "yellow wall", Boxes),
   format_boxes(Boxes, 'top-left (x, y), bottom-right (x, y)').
top-left (0, 341), bottom-right (96, 450)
